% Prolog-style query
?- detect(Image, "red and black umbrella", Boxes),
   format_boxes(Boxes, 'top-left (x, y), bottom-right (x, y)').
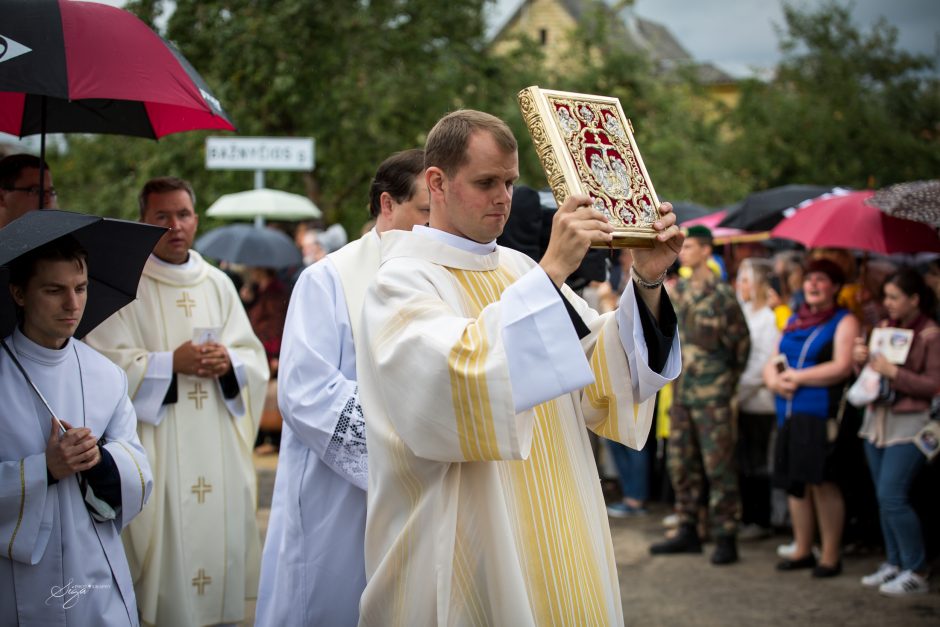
top-left (0, 0), bottom-right (235, 138)
top-left (0, 0), bottom-right (235, 198)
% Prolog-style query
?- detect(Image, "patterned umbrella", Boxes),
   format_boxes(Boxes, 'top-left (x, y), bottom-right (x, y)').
top-left (866, 180), bottom-right (940, 228)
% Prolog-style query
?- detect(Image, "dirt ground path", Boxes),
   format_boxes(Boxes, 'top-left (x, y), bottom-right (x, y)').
top-left (612, 504), bottom-right (940, 626)
top-left (250, 455), bottom-right (939, 625)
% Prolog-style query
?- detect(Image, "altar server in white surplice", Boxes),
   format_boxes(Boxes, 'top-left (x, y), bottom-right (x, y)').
top-left (1, 236), bottom-right (152, 626)
top-left (256, 149), bottom-right (430, 627)
top-left (84, 177), bottom-right (268, 627)
top-left (356, 110), bottom-right (684, 626)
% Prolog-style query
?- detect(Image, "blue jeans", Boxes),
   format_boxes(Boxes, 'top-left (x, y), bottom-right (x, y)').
top-left (607, 440), bottom-right (650, 502)
top-left (864, 441), bottom-right (927, 572)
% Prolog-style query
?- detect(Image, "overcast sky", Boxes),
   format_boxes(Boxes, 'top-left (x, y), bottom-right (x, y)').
top-left (4, 0), bottom-right (937, 149)
top-left (90, 0), bottom-right (940, 78)
top-left (491, 0), bottom-right (939, 77)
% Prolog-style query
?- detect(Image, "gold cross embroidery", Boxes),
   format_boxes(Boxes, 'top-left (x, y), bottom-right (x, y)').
top-left (192, 569), bottom-right (212, 595)
top-left (191, 476), bottom-right (212, 504)
top-left (188, 382), bottom-right (208, 410)
top-left (176, 292), bottom-right (196, 317)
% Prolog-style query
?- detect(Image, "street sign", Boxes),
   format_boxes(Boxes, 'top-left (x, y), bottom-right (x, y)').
top-left (206, 137), bottom-right (315, 171)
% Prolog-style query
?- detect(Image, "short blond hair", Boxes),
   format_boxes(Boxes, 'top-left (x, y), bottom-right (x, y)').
top-left (425, 109), bottom-right (517, 176)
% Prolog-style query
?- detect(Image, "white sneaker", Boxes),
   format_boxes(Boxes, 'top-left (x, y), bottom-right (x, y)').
top-left (879, 570), bottom-right (928, 597)
top-left (776, 541), bottom-right (796, 558)
top-left (776, 540), bottom-right (821, 559)
top-left (861, 563), bottom-right (900, 588)
top-left (662, 513), bottom-right (679, 528)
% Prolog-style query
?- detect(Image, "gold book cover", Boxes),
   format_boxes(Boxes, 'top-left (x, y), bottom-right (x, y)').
top-left (518, 86), bottom-right (661, 248)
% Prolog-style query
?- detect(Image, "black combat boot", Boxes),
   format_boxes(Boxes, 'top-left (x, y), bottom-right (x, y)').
top-left (710, 534), bottom-right (738, 565)
top-left (649, 523), bottom-right (702, 555)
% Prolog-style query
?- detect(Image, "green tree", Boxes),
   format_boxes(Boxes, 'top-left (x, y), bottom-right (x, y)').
top-left (721, 1), bottom-right (940, 190)
top-left (506, 2), bottom-right (749, 208)
top-left (55, 0), bottom-right (542, 235)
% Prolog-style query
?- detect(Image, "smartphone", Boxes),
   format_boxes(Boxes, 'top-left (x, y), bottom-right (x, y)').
top-left (773, 354), bottom-right (788, 374)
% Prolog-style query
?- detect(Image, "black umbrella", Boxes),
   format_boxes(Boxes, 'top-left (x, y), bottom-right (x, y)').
top-left (670, 201), bottom-right (715, 225)
top-left (0, 209), bottom-right (166, 338)
top-left (719, 185), bottom-right (834, 232)
top-left (195, 224), bottom-right (301, 269)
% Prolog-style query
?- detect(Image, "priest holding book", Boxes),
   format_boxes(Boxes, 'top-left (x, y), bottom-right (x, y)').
top-left (355, 109), bottom-right (683, 625)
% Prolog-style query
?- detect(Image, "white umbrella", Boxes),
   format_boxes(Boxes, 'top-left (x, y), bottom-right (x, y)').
top-left (206, 188), bottom-right (322, 222)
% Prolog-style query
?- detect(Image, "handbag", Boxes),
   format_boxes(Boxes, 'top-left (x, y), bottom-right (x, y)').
top-left (846, 365), bottom-right (880, 407)
top-left (827, 386), bottom-right (848, 444)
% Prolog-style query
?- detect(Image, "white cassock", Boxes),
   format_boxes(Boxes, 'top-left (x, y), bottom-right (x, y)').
top-left (256, 229), bottom-right (380, 627)
top-left (0, 329), bottom-right (152, 626)
top-left (84, 251), bottom-right (268, 627)
top-left (356, 227), bottom-right (681, 626)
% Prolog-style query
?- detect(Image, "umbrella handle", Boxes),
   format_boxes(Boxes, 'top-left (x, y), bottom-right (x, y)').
top-left (0, 337), bottom-right (67, 434)
top-left (38, 96), bottom-right (47, 211)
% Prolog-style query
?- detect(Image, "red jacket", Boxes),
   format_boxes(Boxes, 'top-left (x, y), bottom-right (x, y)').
top-left (883, 314), bottom-right (940, 413)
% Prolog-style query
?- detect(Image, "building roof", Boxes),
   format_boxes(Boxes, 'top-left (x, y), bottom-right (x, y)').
top-left (491, 0), bottom-right (734, 84)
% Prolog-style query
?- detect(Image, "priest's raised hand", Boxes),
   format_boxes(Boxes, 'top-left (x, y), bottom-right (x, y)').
top-left (631, 201), bottom-right (683, 319)
top-left (538, 193), bottom-right (613, 287)
top-left (631, 202), bottom-right (683, 285)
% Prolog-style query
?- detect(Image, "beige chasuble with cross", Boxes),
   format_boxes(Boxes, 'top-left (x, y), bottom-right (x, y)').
top-left (85, 251), bottom-right (268, 626)
top-left (356, 229), bottom-right (676, 626)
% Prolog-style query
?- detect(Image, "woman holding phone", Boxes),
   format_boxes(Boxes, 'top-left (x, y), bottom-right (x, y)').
top-left (764, 258), bottom-right (860, 578)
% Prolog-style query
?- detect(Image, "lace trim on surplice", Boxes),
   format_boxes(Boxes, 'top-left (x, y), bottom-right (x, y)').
top-left (322, 387), bottom-right (368, 488)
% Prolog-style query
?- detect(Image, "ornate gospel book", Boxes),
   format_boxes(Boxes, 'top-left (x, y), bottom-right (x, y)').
top-left (518, 86), bottom-right (661, 248)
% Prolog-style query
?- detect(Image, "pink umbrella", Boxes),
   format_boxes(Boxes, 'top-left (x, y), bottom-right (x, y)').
top-left (681, 210), bottom-right (769, 245)
top-left (771, 190), bottom-right (940, 254)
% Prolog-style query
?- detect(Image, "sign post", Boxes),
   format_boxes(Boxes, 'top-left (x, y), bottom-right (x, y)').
top-left (206, 137), bottom-right (316, 225)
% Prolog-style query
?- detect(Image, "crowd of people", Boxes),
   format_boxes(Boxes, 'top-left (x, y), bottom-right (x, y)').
top-left (591, 226), bottom-right (939, 596)
top-left (0, 100), bottom-right (937, 627)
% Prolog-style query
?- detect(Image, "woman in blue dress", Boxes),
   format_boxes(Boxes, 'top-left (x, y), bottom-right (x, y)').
top-left (764, 258), bottom-right (860, 578)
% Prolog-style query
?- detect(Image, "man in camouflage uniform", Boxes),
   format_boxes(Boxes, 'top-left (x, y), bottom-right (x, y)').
top-left (650, 226), bottom-right (750, 565)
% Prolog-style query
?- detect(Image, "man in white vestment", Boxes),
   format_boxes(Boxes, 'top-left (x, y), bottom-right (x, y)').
top-left (1, 235), bottom-right (152, 626)
top-left (84, 177), bottom-right (268, 627)
top-left (256, 149), bottom-right (430, 627)
top-left (356, 110), bottom-right (684, 625)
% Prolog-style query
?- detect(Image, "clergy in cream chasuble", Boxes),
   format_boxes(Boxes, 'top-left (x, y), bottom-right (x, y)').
top-left (356, 229), bottom-right (679, 626)
top-left (85, 251), bottom-right (268, 626)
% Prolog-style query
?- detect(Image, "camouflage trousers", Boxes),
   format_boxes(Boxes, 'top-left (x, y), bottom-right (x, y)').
top-left (667, 403), bottom-right (741, 536)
